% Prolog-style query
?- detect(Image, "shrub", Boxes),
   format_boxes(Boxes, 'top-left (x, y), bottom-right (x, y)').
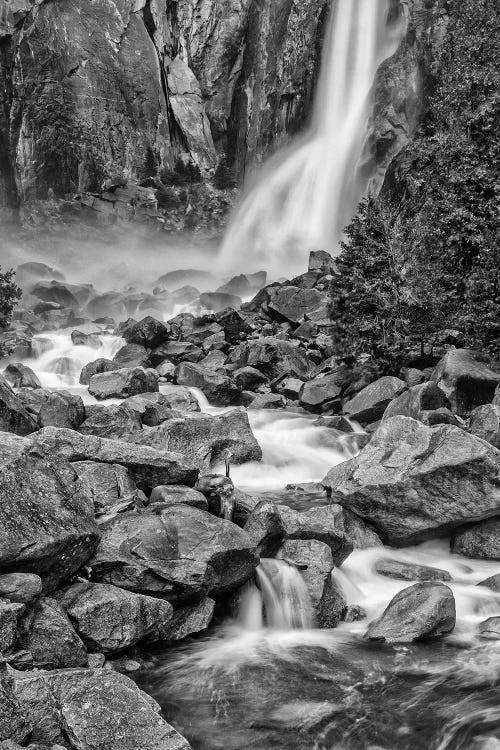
top-left (0, 268), bottom-right (22, 330)
top-left (213, 155), bottom-right (237, 190)
top-left (160, 158), bottom-right (202, 187)
top-left (156, 185), bottom-right (181, 211)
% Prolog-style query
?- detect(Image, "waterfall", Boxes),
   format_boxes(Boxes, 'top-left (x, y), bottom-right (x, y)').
top-left (218, 0), bottom-right (401, 276)
top-left (239, 559), bottom-right (314, 631)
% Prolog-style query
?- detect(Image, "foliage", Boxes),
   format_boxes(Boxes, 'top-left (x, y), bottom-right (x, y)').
top-left (160, 158), bottom-right (202, 187)
top-left (213, 155), bottom-right (237, 190)
top-left (156, 184), bottom-right (181, 211)
top-left (0, 267), bottom-right (22, 330)
top-left (139, 146), bottom-right (159, 180)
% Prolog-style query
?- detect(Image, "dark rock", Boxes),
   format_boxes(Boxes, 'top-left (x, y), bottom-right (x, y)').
top-left (73, 461), bottom-right (138, 516)
top-left (365, 582), bottom-right (456, 643)
top-left (200, 292), bottom-right (242, 312)
top-left (248, 393), bottom-right (287, 409)
top-left (16, 388), bottom-right (50, 420)
top-left (149, 485), bottom-right (208, 511)
top-left (244, 501), bottom-right (286, 556)
top-left (31, 426), bottom-right (198, 492)
top-left (0, 435), bottom-right (99, 592)
top-left (451, 518), bottom-right (500, 560)
top-left (79, 358), bottom-right (121, 385)
top-left (299, 376), bottom-right (343, 413)
top-left (56, 582), bottom-right (173, 653)
top-left (274, 505), bottom-right (353, 566)
top-left (3, 363), bottom-right (41, 389)
top-left (183, 321), bottom-right (225, 349)
top-left (0, 667), bottom-right (30, 744)
top-left (18, 597), bottom-right (87, 669)
top-left (0, 574), bottom-right (42, 604)
top-left (227, 337), bottom-right (311, 380)
top-left (113, 343), bottom-right (151, 369)
top-left (343, 376), bottom-right (407, 424)
top-left (71, 329), bottom-right (102, 348)
top-left (233, 366), bottom-right (268, 391)
top-left (304, 505), bottom-right (382, 549)
top-left (382, 382), bottom-right (451, 424)
top-left (478, 617), bottom-right (500, 640)
top-left (196, 474), bottom-right (235, 519)
top-left (431, 349), bottom-right (500, 416)
top-left (323, 416), bottom-right (500, 546)
top-left (127, 388), bottom-right (198, 421)
top-left (38, 391), bottom-right (85, 430)
top-left (166, 598), bottom-right (215, 641)
top-left (122, 316), bottom-right (170, 349)
top-left (175, 362), bottom-right (239, 406)
top-left (0, 599), bottom-right (23, 653)
top-left (90, 506), bottom-right (258, 602)
top-left (268, 286), bottom-right (325, 325)
top-left (30, 280), bottom-right (79, 309)
top-left (277, 377), bottom-right (303, 400)
top-left (469, 404), bottom-right (500, 449)
top-left (89, 367), bottom-right (159, 400)
top-left (313, 415), bottom-right (355, 431)
top-left (0, 376), bottom-right (38, 435)
top-left (199, 349), bottom-right (227, 373)
top-left (375, 559), bottom-right (452, 582)
top-left (151, 341), bottom-right (203, 367)
top-left (216, 309), bottom-right (253, 343)
top-left (79, 404), bottom-right (143, 439)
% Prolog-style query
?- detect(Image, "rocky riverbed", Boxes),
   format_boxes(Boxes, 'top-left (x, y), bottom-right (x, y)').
top-left (1, 252), bottom-right (500, 749)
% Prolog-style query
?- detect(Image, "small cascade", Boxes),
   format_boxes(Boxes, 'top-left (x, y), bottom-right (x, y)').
top-left (239, 559), bottom-right (314, 631)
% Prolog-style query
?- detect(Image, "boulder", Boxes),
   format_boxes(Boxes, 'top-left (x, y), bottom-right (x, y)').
top-left (0, 599), bottom-right (23, 653)
top-left (216, 309), bottom-right (253, 343)
top-left (175, 362), bottom-right (239, 406)
top-left (151, 341), bottom-right (202, 367)
top-left (248, 393), bottom-right (287, 409)
top-left (233, 366), bottom-right (268, 391)
top-left (73, 461), bottom-right (138, 516)
top-left (37, 391), bottom-right (85, 430)
top-left (431, 349), bottom-right (500, 416)
top-left (12, 669), bottom-right (191, 749)
top-left (365, 582), bottom-right (456, 643)
top-left (79, 404), bottom-right (143, 439)
top-left (90, 506), bottom-right (258, 602)
top-left (195, 474), bottom-right (235, 519)
top-left (30, 280), bottom-right (79, 309)
top-left (469, 404), bottom-right (500, 448)
top-left (182, 321), bottom-right (225, 349)
top-left (304, 505), bottom-right (382, 549)
top-left (122, 316), bottom-right (170, 348)
top-left (18, 597), bottom-right (87, 669)
top-left (89, 367), bottom-right (159, 400)
top-left (451, 518), bottom-right (500, 560)
top-left (299, 376), bottom-right (343, 413)
top-left (478, 574), bottom-right (500, 592)
top-left (113, 343), bottom-right (151, 369)
top-left (56, 582), bottom-right (173, 653)
top-left (323, 416), bottom-right (500, 546)
top-left (131, 409), bottom-right (262, 471)
top-left (216, 274), bottom-right (252, 298)
top-left (273, 505), bottom-right (353, 566)
top-left (127, 386), bottom-right (199, 419)
top-left (227, 337), bottom-right (311, 380)
top-left (382, 382), bottom-right (451, 424)
top-left (0, 574), bottom-right (42, 604)
top-left (79, 358), bottom-right (121, 385)
top-left (3, 363), bottom-right (41, 389)
top-left (308, 250), bottom-right (335, 273)
top-left (278, 377), bottom-right (304, 400)
top-left (149, 485), bottom-right (208, 511)
top-left (71, 329), bottom-right (102, 348)
top-left (166, 598), bottom-right (215, 641)
top-left (267, 286), bottom-right (325, 325)
top-left (478, 617), bottom-right (500, 640)
top-left (0, 668), bottom-right (30, 744)
top-left (374, 559), bottom-right (452, 582)
top-left (31, 427), bottom-right (198, 492)
top-left (15, 388), bottom-right (50, 420)
top-left (0, 377), bottom-right (38, 435)
top-left (199, 291), bottom-right (242, 312)
top-left (0, 435), bottom-right (99, 591)
top-left (343, 376), bottom-right (407, 424)
top-left (244, 501), bottom-right (287, 556)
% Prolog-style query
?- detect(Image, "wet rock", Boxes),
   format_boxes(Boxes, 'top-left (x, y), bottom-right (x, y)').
top-left (274, 506), bottom-right (353, 566)
top-left (8, 390), bottom-right (50, 423)
top-left (113, 343), bottom-right (151, 369)
top-left (451, 518), bottom-right (500, 560)
top-left (344, 605), bottom-right (367, 623)
top-left (37, 391), bottom-right (85, 430)
top-left (343, 376), bottom-right (407, 424)
top-left (365, 582), bottom-right (456, 643)
top-left (431, 349), bottom-right (500, 416)
top-left (374, 559), bottom-right (452, 582)
top-left (382, 382), bottom-right (451, 425)
top-left (217, 274), bottom-right (252, 298)
top-left (323, 416), bottom-right (500, 546)
top-left (151, 340), bottom-right (203, 367)
top-left (227, 337), bottom-right (311, 380)
top-left (126, 390), bottom-right (192, 422)
top-left (216, 309), bottom-right (253, 343)
top-left (79, 404), bottom-right (143, 439)
top-left (73, 461), bottom-right (138, 516)
top-left (199, 350), bottom-right (227, 373)
top-left (131, 408), bottom-right (262, 471)
top-left (30, 280), bottom-right (79, 309)
top-left (233, 366), bottom-right (268, 391)
top-left (90, 506), bottom-right (258, 602)
top-left (122, 316), bottom-right (170, 349)
top-left (304, 505), bottom-right (382, 550)
top-left (469, 404), bottom-right (500, 449)
top-left (175, 362), bottom-right (239, 406)
top-left (0, 376), bottom-right (38, 435)
top-left (182, 321), bottom-right (225, 350)
top-left (166, 598), bottom-right (215, 641)
top-left (0, 435), bottom-right (99, 592)
top-left (477, 574), bottom-right (500, 592)
top-left (196, 474), bottom-right (235, 519)
top-left (199, 292), bottom-right (242, 312)
top-left (79, 358), bottom-right (121, 385)
top-left (267, 286), bottom-right (325, 325)
top-left (31, 426), bottom-right (198, 492)
top-left (56, 582), bottom-right (173, 654)
top-left (71, 329), bottom-right (102, 348)
top-left (244, 501), bottom-right (287, 557)
top-left (299, 376), bottom-right (343, 413)
top-left (478, 617), bottom-right (500, 640)
top-left (3, 363), bottom-right (41, 389)
top-left (18, 597), bottom-right (87, 669)
top-left (13, 668), bottom-right (191, 749)
top-left (313, 415), bottom-right (355, 431)
top-left (0, 574), bottom-right (42, 604)
top-left (150, 485), bottom-right (208, 511)
top-left (248, 393), bottom-right (287, 409)
top-left (89, 367), bottom-right (159, 400)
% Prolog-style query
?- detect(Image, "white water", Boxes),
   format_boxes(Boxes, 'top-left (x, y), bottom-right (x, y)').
top-left (219, 0), bottom-right (402, 276)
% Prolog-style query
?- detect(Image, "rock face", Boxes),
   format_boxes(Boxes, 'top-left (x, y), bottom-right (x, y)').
top-left (323, 416), bottom-right (500, 546)
top-left (90, 506), bottom-right (258, 603)
top-left (365, 582), bottom-right (456, 643)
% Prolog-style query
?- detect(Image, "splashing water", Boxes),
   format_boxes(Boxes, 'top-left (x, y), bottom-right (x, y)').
top-left (218, 0), bottom-right (403, 276)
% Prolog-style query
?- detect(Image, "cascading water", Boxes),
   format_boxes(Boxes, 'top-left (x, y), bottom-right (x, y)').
top-left (218, 0), bottom-right (402, 276)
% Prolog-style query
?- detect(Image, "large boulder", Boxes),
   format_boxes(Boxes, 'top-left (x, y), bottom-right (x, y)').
top-left (89, 367), bottom-right (159, 400)
top-left (382, 382), bottom-right (452, 425)
top-left (79, 358), bottom-right (121, 385)
top-left (18, 597), bottom-right (88, 669)
top-left (244, 501), bottom-right (287, 557)
top-left (149, 485), bottom-right (208, 511)
top-left (451, 518), bottom-right (500, 560)
top-left (126, 387), bottom-right (199, 420)
top-left (78, 404), bottom-right (143, 439)
top-left (0, 377), bottom-right (37, 436)
top-left (299, 376), bottom-right (343, 413)
top-left (374, 559), bottom-right (452, 582)
top-left (122, 316), bottom-right (170, 349)
top-left (131, 409), bottom-right (262, 471)
top-left (31, 427), bottom-right (198, 493)
top-left (0, 668), bottom-right (30, 744)
top-left (343, 376), bottom-right (407, 424)
top-left (226, 337), bottom-right (311, 380)
top-left (0, 434), bottom-right (100, 591)
top-left (56, 582), bottom-right (173, 653)
top-left (267, 286), bottom-right (325, 325)
top-left (0, 573), bottom-right (42, 604)
top-left (13, 669), bottom-right (191, 749)
top-left (37, 391), bottom-right (85, 430)
top-left (164, 598), bottom-right (215, 642)
top-left (90, 506), bottom-right (258, 603)
top-left (113, 343), bottom-right (151, 369)
top-left (303, 505), bottom-right (382, 549)
top-left (431, 349), bottom-right (500, 416)
top-left (73, 461), bottom-right (138, 516)
top-left (175, 362), bottom-right (239, 406)
top-left (323, 416), bottom-right (500, 546)
top-left (270, 505), bottom-right (353, 566)
top-left (365, 582), bottom-right (456, 643)
top-left (469, 404), bottom-right (500, 449)
top-left (151, 341), bottom-right (202, 367)
top-left (3, 363), bottom-right (41, 389)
